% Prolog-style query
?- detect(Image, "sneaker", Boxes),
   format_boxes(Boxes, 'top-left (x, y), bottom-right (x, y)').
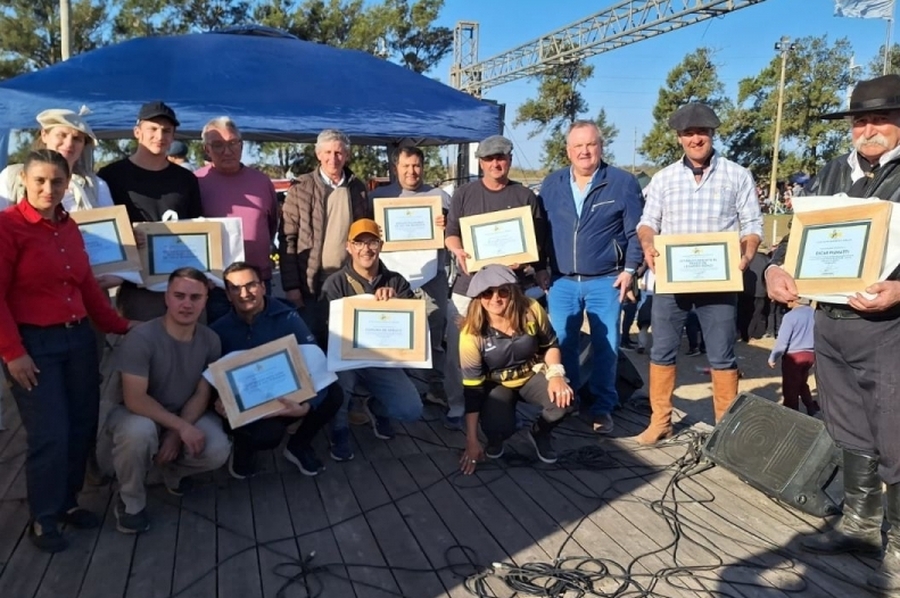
top-left (114, 499), bottom-right (150, 534)
top-left (686, 348), bottom-right (701, 357)
top-left (283, 445), bottom-right (324, 476)
top-left (60, 507), bottom-right (100, 529)
top-left (228, 446), bottom-right (257, 480)
top-left (443, 415), bottom-right (463, 431)
top-left (165, 477), bottom-right (194, 497)
top-left (424, 384), bottom-right (449, 407)
top-left (592, 413), bottom-right (615, 435)
top-left (347, 409), bottom-right (370, 426)
top-left (330, 428), bottom-right (355, 462)
top-left (29, 522), bottom-right (67, 553)
top-left (485, 441), bottom-right (505, 459)
top-left (372, 416), bottom-right (395, 440)
top-left (620, 339), bottom-right (636, 351)
top-left (528, 429), bottom-right (558, 464)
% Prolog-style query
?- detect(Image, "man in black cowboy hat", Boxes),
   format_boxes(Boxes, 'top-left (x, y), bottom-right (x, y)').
top-left (768, 74), bottom-right (900, 591)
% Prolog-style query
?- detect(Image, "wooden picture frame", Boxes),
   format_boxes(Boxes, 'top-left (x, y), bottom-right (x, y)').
top-left (339, 297), bottom-right (428, 362)
top-left (70, 205), bottom-right (141, 276)
top-left (374, 196), bottom-right (445, 252)
top-left (783, 202), bottom-right (890, 295)
top-left (210, 335), bottom-right (317, 428)
top-left (655, 231), bottom-right (743, 294)
top-left (135, 220), bottom-right (224, 286)
top-left (459, 206), bottom-right (539, 271)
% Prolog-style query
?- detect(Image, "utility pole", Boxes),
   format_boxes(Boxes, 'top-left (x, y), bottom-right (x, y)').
top-left (632, 127), bottom-right (637, 173)
top-left (60, 0), bottom-right (72, 61)
top-left (769, 36), bottom-right (795, 205)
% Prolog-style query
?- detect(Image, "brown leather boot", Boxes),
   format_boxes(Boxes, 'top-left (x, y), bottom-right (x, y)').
top-left (711, 368), bottom-right (739, 422)
top-left (636, 364), bottom-right (676, 445)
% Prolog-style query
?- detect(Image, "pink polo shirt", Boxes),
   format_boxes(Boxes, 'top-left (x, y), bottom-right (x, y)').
top-left (196, 165), bottom-right (279, 280)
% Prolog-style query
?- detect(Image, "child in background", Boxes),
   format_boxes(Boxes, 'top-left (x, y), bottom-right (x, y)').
top-left (768, 299), bottom-right (818, 415)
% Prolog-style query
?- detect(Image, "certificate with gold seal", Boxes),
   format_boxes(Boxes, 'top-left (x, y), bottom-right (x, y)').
top-left (374, 196), bottom-right (444, 251)
top-left (655, 232), bottom-right (743, 293)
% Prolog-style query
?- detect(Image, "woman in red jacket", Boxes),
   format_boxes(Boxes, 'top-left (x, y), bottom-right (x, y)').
top-left (0, 150), bottom-right (134, 552)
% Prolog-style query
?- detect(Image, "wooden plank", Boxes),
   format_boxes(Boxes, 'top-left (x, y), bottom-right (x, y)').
top-left (216, 478), bottom-right (263, 598)
top-left (76, 491), bottom-right (136, 598)
top-left (0, 498), bottom-right (28, 578)
top-left (0, 427), bottom-right (26, 500)
top-left (0, 530), bottom-right (51, 598)
top-left (350, 421), bottom-right (394, 463)
top-left (249, 472), bottom-right (302, 598)
top-left (317, 464), bottom-right (399, 598)
top-left (122, 491), bottom-right (179, 598)
top-left (397, 419), bottom-right (449, 455)
top-left (172, 482), bottom-right (217, 598)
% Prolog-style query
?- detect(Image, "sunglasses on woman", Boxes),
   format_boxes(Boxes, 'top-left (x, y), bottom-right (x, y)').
top-left (479, 286), bottom-right (511, 300)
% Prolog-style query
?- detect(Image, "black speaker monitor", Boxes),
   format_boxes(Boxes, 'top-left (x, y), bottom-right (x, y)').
top-left (702, 392), bottom-right (841, 517)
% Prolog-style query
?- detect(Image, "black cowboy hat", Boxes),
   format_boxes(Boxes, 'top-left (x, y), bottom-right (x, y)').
top-left (821, 74), bottom-right (900, 120)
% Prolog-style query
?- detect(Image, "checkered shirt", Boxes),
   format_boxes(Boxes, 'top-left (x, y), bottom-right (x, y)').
top-left (638, 153), bottom-right (763, 238)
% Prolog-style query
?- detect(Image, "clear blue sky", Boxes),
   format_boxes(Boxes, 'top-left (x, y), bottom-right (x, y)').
top-left (427, 0), bottom-right (894, 169)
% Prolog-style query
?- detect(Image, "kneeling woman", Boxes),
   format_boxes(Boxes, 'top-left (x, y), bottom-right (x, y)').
top-left (458, 265), bottom-right (573, 475)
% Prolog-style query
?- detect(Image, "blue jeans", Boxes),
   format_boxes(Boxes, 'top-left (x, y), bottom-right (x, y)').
top-left (650, 293), bottom-right (738, 369)
top-left (8, 320), bottom-right (99, 530)
top-left (547, 274), bottom-right (622, 416)
top-left (334, 368), bottom-right (422, 430)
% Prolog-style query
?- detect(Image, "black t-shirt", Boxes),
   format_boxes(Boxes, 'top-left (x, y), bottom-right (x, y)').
top-left (98, 158), bottom-right (202, 223)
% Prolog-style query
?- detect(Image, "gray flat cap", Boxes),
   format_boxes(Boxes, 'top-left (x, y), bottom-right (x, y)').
top-left (668, 103), bottom-right (721, 131)
top-left (466, 264), bottom-right (518, 298)
top-left (475, 135), bottom-right (513, 158)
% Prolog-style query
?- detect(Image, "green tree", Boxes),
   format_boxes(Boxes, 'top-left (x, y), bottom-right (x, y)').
top-left (639, 47), bottom-right (729, 167)
top-left (724, 35), bottom-right (852, 180)
top-left (867, 43), bottom-right (900, 76)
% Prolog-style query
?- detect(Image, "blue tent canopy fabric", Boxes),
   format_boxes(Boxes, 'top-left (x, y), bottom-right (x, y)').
top-left (0, 29), bottom-right (501, 146)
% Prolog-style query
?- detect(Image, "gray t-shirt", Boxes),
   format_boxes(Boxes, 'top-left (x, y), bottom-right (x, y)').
top-left (115, 318), bottom-right (221, 413)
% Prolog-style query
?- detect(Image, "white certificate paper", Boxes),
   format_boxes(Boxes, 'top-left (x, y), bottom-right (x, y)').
top-left (354, 310), bottom-right (414, 350)
top-left (149, 234), bottom-right (210, 274)
top-left (471, 218), bottom-right (526, 260)
top-left (384, 206), bottom-right (434, 242)
top-left (226, 351), bottom-right (300, 411)
top-left (798, 223), bottom-right (869, 279)
top-left (79, 220), bottom-right (125, 266)
top-left (666, 244), bottom-right (729, 282)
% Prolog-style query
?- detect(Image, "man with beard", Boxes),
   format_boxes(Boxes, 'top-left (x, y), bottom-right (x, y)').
top-left (766, 74), bottom-right (900, 591)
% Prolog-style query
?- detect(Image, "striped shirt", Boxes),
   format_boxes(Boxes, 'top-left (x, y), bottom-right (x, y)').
top-left (639, 153), bottom-right (763, 238)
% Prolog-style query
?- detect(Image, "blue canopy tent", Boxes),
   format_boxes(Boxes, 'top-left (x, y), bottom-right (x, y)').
top-left (0, 27), bottom-right (501, 166)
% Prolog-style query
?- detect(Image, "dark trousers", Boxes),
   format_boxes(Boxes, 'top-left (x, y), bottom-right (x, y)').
top-left (685, 310), bottom-right (705, 352)
top-left (748, 297), bottom-right (770, 339)
top-left (621, 300), bottom-right (638, 339)
top-left (8, 320), bottom-right (99, 530)
top-left (815, 311), bottom-right (900, 483)
top-left (479, 373), bottom-right (568, 443)
top-left (228, 382), bottom-right (342, 456)
top-left (650, 293), bottom-right (737, 369)
top-left (781, 350), bottom-right (815, 411)
top-left (298, 296), bottom-right (329, 350)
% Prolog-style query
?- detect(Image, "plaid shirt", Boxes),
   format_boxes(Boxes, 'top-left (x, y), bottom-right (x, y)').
top-left (639, 153), bottom-right (763, 238)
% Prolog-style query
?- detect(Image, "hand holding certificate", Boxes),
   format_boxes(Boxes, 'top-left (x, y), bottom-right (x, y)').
top-left (374, 196), bottom-right (444, 251)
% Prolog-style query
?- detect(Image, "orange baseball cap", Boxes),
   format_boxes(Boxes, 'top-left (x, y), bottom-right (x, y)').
top-left (348, 218), bottom-right (381, 241)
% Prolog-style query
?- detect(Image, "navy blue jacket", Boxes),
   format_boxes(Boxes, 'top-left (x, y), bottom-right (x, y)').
top-left (539, 163), bottom-right (643, 276)
top-left (210, 297), bottom-right (316, 354)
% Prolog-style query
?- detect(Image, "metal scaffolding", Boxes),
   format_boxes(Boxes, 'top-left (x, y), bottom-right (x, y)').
top-left (451, 0), bottom-right (768, 96)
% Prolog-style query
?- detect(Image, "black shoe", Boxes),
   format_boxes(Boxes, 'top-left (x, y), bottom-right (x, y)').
top-left (686, 348), bottom-right (701, 357)
top-left (29, 522), bottom-right (67, 553)
top-left (801, 528), bottom-right (882, 556)
top-left (284, 445), bottom-right (324, 477)
top-left (165, 477), bottom-right (195, 497)
top-left (620, 339), bottom-right (636, 351)
top-left (528, 429), bottom-right (558, 464)
top-left (60, 507), bottom-right (100, 529)
top-left (485, 441), bottom-right (505, 459)
top-left (228, 446), bottom-right (257, 480)
top-left (114, 498), bottom-right (150, 534)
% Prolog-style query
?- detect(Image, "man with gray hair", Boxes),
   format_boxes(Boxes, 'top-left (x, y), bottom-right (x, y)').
top-left (538, 120), bottom-right (643, 435)
top-left (196, 117), bottom-right (279, 322)
top-left (279, 129), bottom-right (370, 346)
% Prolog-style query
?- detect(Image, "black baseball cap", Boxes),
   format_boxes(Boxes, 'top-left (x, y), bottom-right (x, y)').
top-left (137, 101), bottom-right (180, 127)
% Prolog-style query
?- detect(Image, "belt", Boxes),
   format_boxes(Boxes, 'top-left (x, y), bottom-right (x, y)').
top-left (818, 302), bottom-right (900, 321)
top-left (19, 318), bottom-right (87, 331)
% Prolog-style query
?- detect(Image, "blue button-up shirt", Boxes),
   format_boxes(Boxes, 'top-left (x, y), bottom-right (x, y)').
top-left (569, 167), bottom-right (599, 219)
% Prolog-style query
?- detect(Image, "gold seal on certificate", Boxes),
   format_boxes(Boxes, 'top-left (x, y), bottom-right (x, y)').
top-left (70, 205), bottom-right (141, 276)
top-left (784, 202), bottom-right (890, 295)
top-left (210, 335), bottom-right (316, 428)
top-left (459, 206), bottom-right (540, 271)
top-left (655, 232), bottom-right (743, 293)
top-left (374, 196), bottom-right (444, 251)
top-left (135, 221), bottom-right (224, 286)
top-left (340, 297), bottom-right (427, 362)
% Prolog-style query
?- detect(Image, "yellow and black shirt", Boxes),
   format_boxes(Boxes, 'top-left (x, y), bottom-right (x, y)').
top-left (460, 298), bottom-right (558, 391)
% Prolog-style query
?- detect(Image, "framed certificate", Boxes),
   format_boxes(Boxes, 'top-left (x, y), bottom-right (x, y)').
top-left (459, 206), bottom-right (539, 271)
top-left (135, 221), bottom-right (224, 286)
top-left (210, 335), bottom-right (317, 428)
top-left (70, 206), bottom-right (141, 276)
top-left (783, 202), bottom-right (890, 295)
top-left (340, 297), bottom-right (428, 362)
top-left (655, 232), bottom-right (743, 293)
top-left (374, 196), bottom-right (444, 252)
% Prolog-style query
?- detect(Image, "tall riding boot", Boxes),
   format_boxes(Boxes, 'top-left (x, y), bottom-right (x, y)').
top-left (635, 364), bottom-right (676, 445)
top-left (710, 368), bottom-right (739, 422)
top-left (802, 450), bottom-right (883, 556)
top-left (869, 482), bottom-right (900, 589)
